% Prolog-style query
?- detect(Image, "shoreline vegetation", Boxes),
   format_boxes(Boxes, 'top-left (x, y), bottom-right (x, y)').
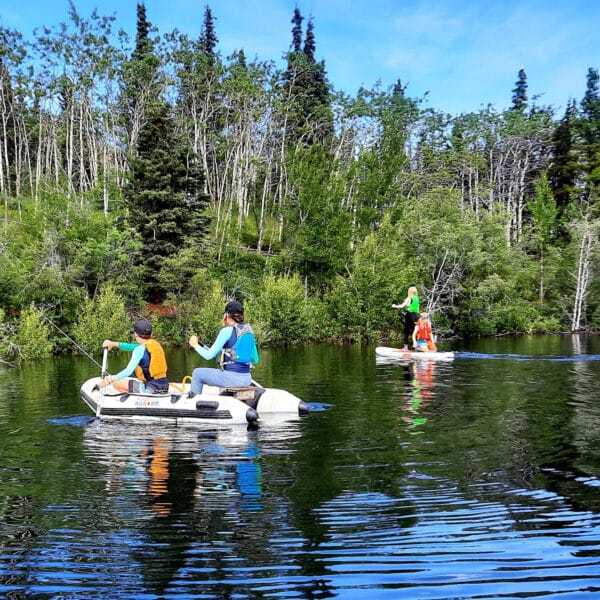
top-left (0, 4), bottom-right (599, 362)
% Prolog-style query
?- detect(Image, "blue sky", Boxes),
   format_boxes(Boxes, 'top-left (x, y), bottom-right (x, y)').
top-left (2, 0), bottom-right (598, 115)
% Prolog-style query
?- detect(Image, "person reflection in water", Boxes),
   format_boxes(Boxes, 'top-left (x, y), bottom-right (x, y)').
top-left (402, 360), bottom-right (435, 434)
top-left (142, 438), bottom-right (172, 517)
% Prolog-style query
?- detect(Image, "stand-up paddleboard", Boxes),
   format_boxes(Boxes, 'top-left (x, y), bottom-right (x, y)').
top-left (375, 346), bottom-right (455, 361)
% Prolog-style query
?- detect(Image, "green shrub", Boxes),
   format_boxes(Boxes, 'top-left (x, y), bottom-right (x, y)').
top-left (528, 316), bottom-right (562, 333)
top-left (156, 278), bottom-right (226, 347)
top-left (71, 284), bottom-right (130, 355)
top-left (248, 274), bottom-right (314, 345)
top-left (15, 304), bottom-right (53, 360)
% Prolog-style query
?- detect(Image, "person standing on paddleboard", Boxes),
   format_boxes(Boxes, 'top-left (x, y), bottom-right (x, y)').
top-left (392, 286), bottom-right (420, 351)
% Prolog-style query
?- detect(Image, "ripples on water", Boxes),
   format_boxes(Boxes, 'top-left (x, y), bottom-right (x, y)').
top-left (0, 338), bottom-right (600, 597)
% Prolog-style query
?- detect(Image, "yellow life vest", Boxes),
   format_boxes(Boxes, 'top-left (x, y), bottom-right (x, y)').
top-left (134, 338), bottom-right (168, 382)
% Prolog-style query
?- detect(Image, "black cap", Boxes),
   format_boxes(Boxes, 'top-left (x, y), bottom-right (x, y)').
top-left (224, 300), bottom-right (243, 315)
top-left (131, 319), bottom-right (152, 337)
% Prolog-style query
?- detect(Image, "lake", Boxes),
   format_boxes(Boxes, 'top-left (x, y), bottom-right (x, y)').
top-left (1, 335), bottom-right (600, 598)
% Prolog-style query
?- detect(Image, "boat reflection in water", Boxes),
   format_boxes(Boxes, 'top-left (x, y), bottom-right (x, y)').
top-left (82, 418), bottom-right (302, 594)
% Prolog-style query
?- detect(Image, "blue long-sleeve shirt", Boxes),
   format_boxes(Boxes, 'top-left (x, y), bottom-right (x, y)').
top-left (194, 326), bottom-right (258, 373)
top-left (112, 342), bottom-right (146, 381)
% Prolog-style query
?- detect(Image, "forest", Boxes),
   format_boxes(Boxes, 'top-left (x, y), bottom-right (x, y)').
top-left (0, 2), bottom-right (599, 360)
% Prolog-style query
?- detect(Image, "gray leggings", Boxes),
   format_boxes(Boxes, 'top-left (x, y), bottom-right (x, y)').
top-left (191, 367), bottom-right (252, 394)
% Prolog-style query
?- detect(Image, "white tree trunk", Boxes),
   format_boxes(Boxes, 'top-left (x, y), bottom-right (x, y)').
top-left (571, 220), bottom-right (593, 331)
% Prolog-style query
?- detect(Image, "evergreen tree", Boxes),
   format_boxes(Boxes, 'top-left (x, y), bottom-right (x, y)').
top-left (199, 5), bottom-right (218, 68)
top-left (123, 3), bottom-right (211, 299)
top-left (511, 68), bottom-right (528, 112)
top-left (548, 100), bottom-right (580, 239)
top-left (132, 2), bottom-right (152, 61)
top-left (580, 67), bottom-right (600, 189)
top-left (393, 78), bottom-right (407, 97)
top-left (120, 2), bottom-right (161, 145)
top-left (303, 16), bottom-right (315, 60)
top-left (126, 102), bottom-right (210, 299)
top-left (282, 10), bottom-right (333, 146)
top-left (291, 7), bottom-right (303, 53)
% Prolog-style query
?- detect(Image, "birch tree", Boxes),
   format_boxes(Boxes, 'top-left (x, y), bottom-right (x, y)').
top-left (491, 110), bottom-right (553, 246)
top-left (571, 215), bottom-right (598, 330)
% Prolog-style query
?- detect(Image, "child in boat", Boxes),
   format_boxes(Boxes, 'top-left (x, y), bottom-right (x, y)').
top-left (412, 312), bottom-right (438, 352)
top-left (392, 286), bottom-right (420, 351)
top-left (98, 319), bottom-right (169, 393)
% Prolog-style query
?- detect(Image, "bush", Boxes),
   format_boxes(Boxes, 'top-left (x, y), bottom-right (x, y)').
top-left (155, 277), bottom-right (227, 347)
top-left (248, 274), bottom-right (317, 345)
top-left (528, 316), bottom-right (562, 333)
top-left (71, 284), bottom-right (130, 355)
top-left (15, 304), bottom-right (53, 360)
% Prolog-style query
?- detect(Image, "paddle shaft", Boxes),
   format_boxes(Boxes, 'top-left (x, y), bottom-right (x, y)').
top-left (96, 347), bottom-right (109, 418)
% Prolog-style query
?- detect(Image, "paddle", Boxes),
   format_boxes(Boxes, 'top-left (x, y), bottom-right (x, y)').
top-left (96, 347), bottom-right (108, 418)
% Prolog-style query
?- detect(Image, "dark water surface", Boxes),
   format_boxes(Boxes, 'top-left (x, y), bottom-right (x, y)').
top-left (1, 335), bottom-right (600, 598)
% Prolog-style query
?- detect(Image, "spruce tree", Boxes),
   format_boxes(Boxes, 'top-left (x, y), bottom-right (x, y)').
top-left (548, 100), bottom-right (580, 240)
top-left (132, 2), bottom-right (151, 61)
top-left (282, 10), bottom-right (333, 146)
top-left (580, 67), bottom-right (600, 189)
top-left (393, 78), bottom-right (407, 97)
top-left (199, 5), bottom-right (218, 68)
top-left (303, 16), bottom-right (315, 60)
top-left (511, 68), bottom-right (528, 112)
top-left (123, 3), bottom-right (211, 299)
top-left (291, 7), bottom-right (303, 53)
top-left (126, 102), bottom-right (210, 299)
top-left (120, 2), bottom-right (161, 144)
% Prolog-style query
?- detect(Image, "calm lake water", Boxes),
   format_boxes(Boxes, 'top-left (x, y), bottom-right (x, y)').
top-left (1, 335), bottom-right (600, 599)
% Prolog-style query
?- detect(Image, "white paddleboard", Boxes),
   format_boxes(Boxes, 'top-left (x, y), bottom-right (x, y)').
top-left (375, 346), bottom-right (455, 361)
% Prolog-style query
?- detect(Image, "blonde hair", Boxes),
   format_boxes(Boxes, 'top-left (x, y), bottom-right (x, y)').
top-left (408, 286), bottom-right (418, 296)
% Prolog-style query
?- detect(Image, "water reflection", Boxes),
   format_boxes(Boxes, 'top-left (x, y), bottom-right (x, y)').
top-left (401, 360), bottom-right (436, 435)
top-left (2, 339), bottom-right (600, 597)
top-left (81, 421), bottom-right (301, 596)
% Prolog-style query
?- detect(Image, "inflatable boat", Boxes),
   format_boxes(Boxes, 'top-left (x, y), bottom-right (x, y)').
top-left (375, 346), bottom-right (455, 361)
top-left (80, 377), bottom-right (309, 425)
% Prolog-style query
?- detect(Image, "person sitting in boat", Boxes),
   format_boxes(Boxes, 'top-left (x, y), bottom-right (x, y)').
top-left (188, 300), bottom-right (259, 397)
top-left (412, 312), bottom-right (438, 352)
top-left (392, 286), bottom-right (420, 351)
top-left (98, 318), bottom-right (169, 393)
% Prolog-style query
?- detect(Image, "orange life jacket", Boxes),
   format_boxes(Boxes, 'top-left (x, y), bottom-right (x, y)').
top-left (415, 318), bottom-right (433, 341)
top-left (134, 338), bottom-right (168, 382)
